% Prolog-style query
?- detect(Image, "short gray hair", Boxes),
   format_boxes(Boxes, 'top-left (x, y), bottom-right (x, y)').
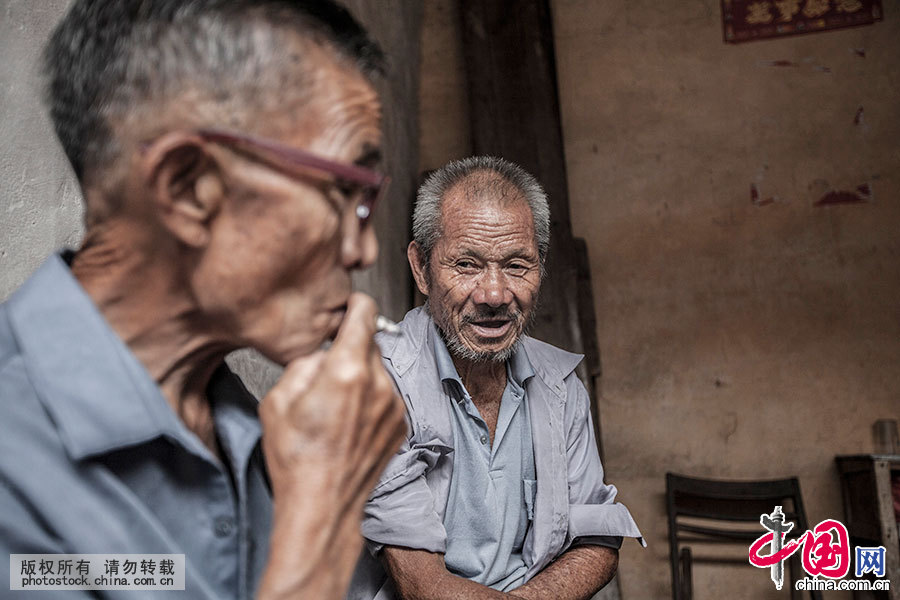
top-left (413, 156), bottom-right (550, 267)
top-left (43, 0), bottom-right (384, 185)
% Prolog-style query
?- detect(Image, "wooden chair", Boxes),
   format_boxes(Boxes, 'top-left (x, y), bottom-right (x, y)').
top-left (666, 472), bottom-right (822, 600)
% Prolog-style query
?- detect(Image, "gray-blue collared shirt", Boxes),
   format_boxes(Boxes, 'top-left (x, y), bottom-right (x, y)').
top-left (349, 307), bottom-right (644, 600)
top-left (431, 329), bottom-right (536, 591)
top-left (0, 255), bottom-right (272, 599)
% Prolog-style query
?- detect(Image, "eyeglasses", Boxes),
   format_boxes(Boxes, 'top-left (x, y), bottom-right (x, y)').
top-left (195, 128), bottom-right (389, 226)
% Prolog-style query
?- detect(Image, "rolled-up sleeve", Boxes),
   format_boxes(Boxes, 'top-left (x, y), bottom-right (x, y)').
top-left (563, 376), bottom-right (646, 547)
top-left (362, 437), bottom-right (450, 554)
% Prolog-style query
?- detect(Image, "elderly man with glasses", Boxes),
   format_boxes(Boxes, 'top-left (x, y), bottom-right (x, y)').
top-left (0, 1), bottom-right (405, 599)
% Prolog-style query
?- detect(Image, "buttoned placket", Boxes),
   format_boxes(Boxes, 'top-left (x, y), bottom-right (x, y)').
top-left (456, 378), bottom-right (524, 450)
top-left (212, 396), bottom-right (266, 600)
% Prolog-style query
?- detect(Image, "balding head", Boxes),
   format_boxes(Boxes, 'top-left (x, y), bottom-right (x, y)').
top-left (413, 156), bottom-right (550, 274)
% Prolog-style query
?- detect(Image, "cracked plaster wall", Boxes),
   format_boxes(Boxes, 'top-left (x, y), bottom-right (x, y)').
top-left (550, 2), bottom-right (899, 597)
top-left (1, 0), bottom-right (83, 298)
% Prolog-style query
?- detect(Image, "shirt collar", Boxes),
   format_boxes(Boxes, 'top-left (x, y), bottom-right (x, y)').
top-left (430, 322), bottom-right (463, 387)
top-left (508, 341), bottom-right (536, 388)
top-left (5, 254), bottom-right (260, 462)
top-left (429, 321), bottom-right (535, 400)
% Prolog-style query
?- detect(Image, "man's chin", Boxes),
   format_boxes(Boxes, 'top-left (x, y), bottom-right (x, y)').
top-left (451, 335), bottom-right (520, 363)
top-left (433, 312), bottom-right (522, 363)
top-left (470, 347), bottom-right (516, 364)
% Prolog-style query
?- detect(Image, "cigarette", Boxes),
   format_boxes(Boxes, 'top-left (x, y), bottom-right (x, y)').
top-left (375, 315), bottom-right (401, 335)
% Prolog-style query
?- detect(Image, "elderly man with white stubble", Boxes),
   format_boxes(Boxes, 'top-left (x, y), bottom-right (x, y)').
top-left (349, 157), bottom-right (644, 600)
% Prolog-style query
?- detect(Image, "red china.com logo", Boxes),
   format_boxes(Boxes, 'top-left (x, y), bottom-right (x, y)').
top-left (748, 506), bottom-right (890, 593)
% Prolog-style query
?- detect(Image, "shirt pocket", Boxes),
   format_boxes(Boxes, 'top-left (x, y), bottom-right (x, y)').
top-left (523, 478), bottom-right (537, 521)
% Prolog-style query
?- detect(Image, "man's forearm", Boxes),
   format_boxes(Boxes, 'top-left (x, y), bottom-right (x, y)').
top-left (402, 573), bottom-right (513, 600)
top-left (383, 546), bottom-right (511, 600)
top-left (508, 545), bottom-right (618, 600)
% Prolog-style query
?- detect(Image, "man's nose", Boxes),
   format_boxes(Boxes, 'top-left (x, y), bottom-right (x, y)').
top-left (471, 267), bottom-right (513, 307)
top-left (342, 221), bottom-right (378, 270)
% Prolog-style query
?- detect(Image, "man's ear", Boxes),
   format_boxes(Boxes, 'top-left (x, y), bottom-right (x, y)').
top-left (407, 241), bottom-right (430, 296)
top-left (141, 132), bottom-right (224, 248)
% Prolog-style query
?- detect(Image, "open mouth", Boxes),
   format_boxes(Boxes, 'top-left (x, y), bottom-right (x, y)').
top-left (468, 319), bottom-right (513, 339)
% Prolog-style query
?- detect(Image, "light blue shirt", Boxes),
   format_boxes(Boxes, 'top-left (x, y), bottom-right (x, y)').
top-left (431, 328), bottom-right (536, 591)
top-left (349, 307), bottom-right (645, 600)
top-left (0, 255), bottom-right (272, 599)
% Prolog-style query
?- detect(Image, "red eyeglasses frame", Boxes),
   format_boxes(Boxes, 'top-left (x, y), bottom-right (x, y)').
top-left (195, 128), bottom-right (389, 225)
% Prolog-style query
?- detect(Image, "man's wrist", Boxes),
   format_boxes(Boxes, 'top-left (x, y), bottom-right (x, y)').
top-left (261, 467), bottom-right (364, 599)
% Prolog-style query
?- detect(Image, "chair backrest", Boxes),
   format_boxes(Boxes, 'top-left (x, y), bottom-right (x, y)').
top-left (666, 472), bottom-right (821, 600)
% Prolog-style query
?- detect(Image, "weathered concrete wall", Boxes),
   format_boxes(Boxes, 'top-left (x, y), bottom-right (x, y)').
top-left (420, 1), bottom-right (900, 598)
top-left (552, 2), bottom-right (899, 599)
top-left (0, 0), bottom-right (83, 298)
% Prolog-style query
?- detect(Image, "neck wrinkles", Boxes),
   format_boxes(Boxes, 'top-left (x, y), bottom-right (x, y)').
top-left (72, 223), bottom-right (232, 450)
top-left (451, 353), bottom-right (508, 399)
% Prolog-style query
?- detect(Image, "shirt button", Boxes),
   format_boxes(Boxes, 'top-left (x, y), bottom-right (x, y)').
top-left (480, 435), bottom-right (488, 445)
top-left (214, 516), bottom-right (235, 537)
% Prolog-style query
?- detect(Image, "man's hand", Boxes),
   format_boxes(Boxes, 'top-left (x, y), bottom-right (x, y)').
top-left (257, 293), bottom-right (407, 600)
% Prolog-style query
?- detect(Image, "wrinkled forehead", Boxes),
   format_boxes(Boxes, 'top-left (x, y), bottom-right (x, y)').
top-left (247, 56), bottom-right (382, 163)
top-left (439, 170), bottom-right (532, 230)
top-left (248, 34), bottom-right (381, 133)
top-left (437, 180), bottom-right (537, 252)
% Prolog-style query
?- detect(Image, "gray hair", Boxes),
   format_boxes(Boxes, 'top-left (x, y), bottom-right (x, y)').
top-left (413, 156), bottom-right (551, 267)
top-left (43, 0), bottom-right (384, 186)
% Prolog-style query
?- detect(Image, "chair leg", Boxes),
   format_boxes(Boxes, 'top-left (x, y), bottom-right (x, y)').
top-left (679, 547), bottom-right (693, 600)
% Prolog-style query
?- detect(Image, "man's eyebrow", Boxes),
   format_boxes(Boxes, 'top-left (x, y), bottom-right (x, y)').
top-left (456, 247), bottom-right (484, 260)
top-left (454, 247), bottom-right (537, 263)
top-left (354, 144), bottom-right (382, 169)
top-left (507, 248), bottom-right (539, 260)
